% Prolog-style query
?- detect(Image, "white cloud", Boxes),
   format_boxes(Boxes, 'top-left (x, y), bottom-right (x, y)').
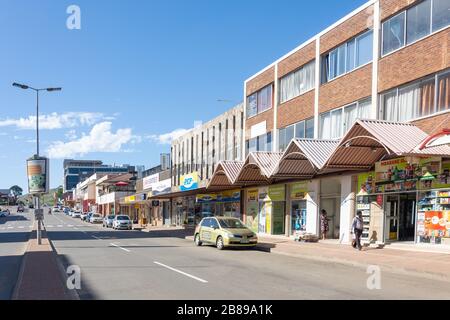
top-left (65, 130), bottom-right (78, 140)
top-left (149, 128), bottom-right (192, 145)
top-left (46, 122), bottom-right (135, 159)
top-left (0, 112), bottom-right (108, 130)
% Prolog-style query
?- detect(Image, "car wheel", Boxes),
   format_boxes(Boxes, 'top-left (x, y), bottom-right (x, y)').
top-left (194, 233), bottom-right (202, 246)
top-left (216, 236), bottom-right (225, 250)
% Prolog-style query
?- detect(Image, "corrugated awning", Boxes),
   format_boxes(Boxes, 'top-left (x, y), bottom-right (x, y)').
top-left (235, 152), bottom-right (283, 185)
top-left (273, 139), bottom-right (340, 178)
top-left (207, 161), bottom-right (244, 188)
top-left (326, 119), bottom-right (450, 169)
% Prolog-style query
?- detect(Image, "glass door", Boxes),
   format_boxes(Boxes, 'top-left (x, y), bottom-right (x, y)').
top-left (291, 200), bottom-right (307, 235)
top-left (399, 193), bottom-right (416, 241)
top-left (385, 195), bottom-right (399, 241)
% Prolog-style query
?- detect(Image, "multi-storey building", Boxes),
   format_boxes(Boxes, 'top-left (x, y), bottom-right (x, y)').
top-left (63, 159), bottom-right (136, 192)
top-left (161, 103), bottom-right (244, 226)
top-left (206, 0), bottom-right (450, 247)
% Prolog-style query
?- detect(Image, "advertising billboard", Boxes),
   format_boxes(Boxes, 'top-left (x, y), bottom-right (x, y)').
top-left (27, 156), bottom-right (49, 195)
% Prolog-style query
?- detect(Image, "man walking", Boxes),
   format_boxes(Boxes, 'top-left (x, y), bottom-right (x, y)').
top-left (351, 212), bottom-right (364, 251)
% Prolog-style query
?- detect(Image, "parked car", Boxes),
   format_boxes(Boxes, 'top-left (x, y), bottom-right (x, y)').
top-left (89, 213), bottom-right (103, 224)
top-left (112, 215), bottom-right (133, 230)
top-left (0, 209), bottom-right (11, 218)
top-left (85, 213), bottom-right (93, 222)
top-left (52, 207), bottom-right (60, 213)
top-left (28, 204), bottom-right (34, 209)
top-left (194, 217), bottom-right (257, 250)
top-left (17, 205), bottom-right (25, 213)
top-left (103, 215), bottom-right (115, 228)
top-left (72, 211), bottom-right (81, 218)
top-left (80, 212), bottom-right (88, 221)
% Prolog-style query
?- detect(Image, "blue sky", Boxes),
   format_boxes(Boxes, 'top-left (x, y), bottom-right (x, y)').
top-left (0, 0), bottom-right (367, 191)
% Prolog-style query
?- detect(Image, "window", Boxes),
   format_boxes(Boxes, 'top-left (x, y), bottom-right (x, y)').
top-left (407, 0), bottom-right (431, 44)
top-left (433, 0), bottom-right (450, 32)
top-left (320, 98), bottom-right (372, 139)
top-left (246, 132), bottom-right (272, 154)
top-left (278, 118), bottom-right (315, 151)
top-left (279, 60), bottom-right (315, 103)
top-left (322, 30), bottom-right (373, 83)
top-left (246, 85), bottom-right (273, 118)
top-left (380, 70), bottom-right (450, 122)
top-left (382, 12), bottom-right (405, 55)
top-left (382, 0), bottom-right (450, 56)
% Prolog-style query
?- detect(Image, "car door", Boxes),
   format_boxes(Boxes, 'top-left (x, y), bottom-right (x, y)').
top-left (210, 218), bottom-right (221, 243)
top-left (200, 218), bottom-right (213, 243)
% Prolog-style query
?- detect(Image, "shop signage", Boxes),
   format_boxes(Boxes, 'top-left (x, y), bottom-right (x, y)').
top-left (247, 189), bottom-right (258, 203)
top-left (152, 179), bottom-right (172, 195)
top-left (196, 194), bottom-right (218, 203)
top-left (268, 185), bottom-right (285, 202)
top-left (125, 195), bottom-right (136, 203)
top-left (143, 173), bottom-right (159, 191)
top-left (357, 172), bottom-right (376, 195)
top-left (197, 190), bottom-right (241, 203)
top-left (258, 187), bottom-right (269, 202)
top-left (290, 182), bottom-right (308, 200)
top-left (180, 172), bottom-right (199, 191)
top-left (27, 156), bottom-right (49, 194)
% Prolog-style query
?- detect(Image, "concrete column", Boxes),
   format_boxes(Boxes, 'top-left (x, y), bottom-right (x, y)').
top-left (371, 0), bottom-right (381, 119)
top-left (306, 179), bottom-right (320, 235)
top-left (340, 175), bottom-right (356, 244)
top-left (314, 37), bottom-right (321, 139)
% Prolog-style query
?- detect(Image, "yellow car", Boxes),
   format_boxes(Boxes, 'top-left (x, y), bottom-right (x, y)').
top-left (194, 216), bottom-right (258, 250)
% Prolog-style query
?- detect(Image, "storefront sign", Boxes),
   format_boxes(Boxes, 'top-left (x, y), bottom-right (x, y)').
top-left (143, 173), bottom-right (159, 191)
top-left (180, 172), bottom-right (199, 191)
top-left (247, 189), bottom-right (258, 203)
top-left (27, 156), bottom-right (49, 194)
top-left (196, 194), bottom-right (218, 203)
top-left (268, 185), bottom-right (285, 202)
top-left (258, 187), bottom-right (269, 202)
top-left (152, 179), bottom-right (172, 195)
top-left (290, 182), bottom-right (308, 200)
top-left (125, 195), bottom-right (136, 203)
top-left (357, 172), bottom-right (375, 195)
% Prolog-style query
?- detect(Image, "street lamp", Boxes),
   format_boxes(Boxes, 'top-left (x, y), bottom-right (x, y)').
top-left (13, 82), bottom-right (62, 245)
top-left (13, 83), bottom-right (62, 156)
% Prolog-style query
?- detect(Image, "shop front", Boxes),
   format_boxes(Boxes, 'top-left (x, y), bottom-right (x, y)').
top-left (196, 189), bottom-right (242, 222)
top-left (357, 157), bottom-right (450, 246)
top-left (244, 185), bottom-right (286, 235)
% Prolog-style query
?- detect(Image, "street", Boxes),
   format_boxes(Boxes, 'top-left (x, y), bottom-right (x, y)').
top-left (1, 210), bottom-right (444, 300)
top-left (0, 207), bottom-right (33, 299)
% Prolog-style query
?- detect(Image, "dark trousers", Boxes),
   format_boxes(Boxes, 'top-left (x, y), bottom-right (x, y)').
top-left (354, 229), bottom-right (363, 250)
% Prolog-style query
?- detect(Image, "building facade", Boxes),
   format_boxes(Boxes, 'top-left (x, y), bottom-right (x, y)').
top-left (237, 0), bottom-right (450, 246)
top-left (63, 159), bottom-right (139, 192)
top-left (164, 103), bottom-right (245, 226)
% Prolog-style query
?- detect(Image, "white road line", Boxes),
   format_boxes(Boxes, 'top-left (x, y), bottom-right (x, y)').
top-left (92, 235), bottom-right (101, 240)
top-left (57, 225), bottom-right (63, 228)
top-left (47, 225), bottom-right (54, 228)
top-left (68, 225), bottom-right (74, 227)
top-left (18, 226), bottom-right (24, 229)
top-left (110, 243), bottom-right (130, 252)
top-left (153, 261), bottom-right (208, 284)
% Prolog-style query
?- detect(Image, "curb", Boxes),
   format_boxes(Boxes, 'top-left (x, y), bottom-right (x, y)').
top-left (184, 235), bottom-right (450, 283)
top-left (11, 221), bottom-right (36, 300)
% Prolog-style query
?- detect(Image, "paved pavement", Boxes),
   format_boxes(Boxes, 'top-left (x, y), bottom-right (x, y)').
top-left (39, 212), bottom-right (450, 300)
top-left (0, 207), bottom-right (34, 300)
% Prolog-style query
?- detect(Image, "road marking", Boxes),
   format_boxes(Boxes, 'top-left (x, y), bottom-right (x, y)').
top-left (110, 243), bottom-right (130, 252)
top-left (47, 225), bottom-right (54, 228)
top-left (68, 225), bottom-right (74, 227)
top-left (153, 261), bottom-right (208, 284)
top-left (7, 227), bottom-right (13, 229)
top-left (57, 225), bottom-right (63, 228)
top-left (18, 226), bottom-right (24, 229)
top-left (92, 235), bottom-right (101, 240)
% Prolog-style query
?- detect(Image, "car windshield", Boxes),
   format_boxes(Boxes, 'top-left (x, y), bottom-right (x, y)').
top-left (218, 218), bottom-right (245, 229)
top-left (93, 214), bottom-right (100, 218)
top-left (117, 216), bottom-right (129, 221)
top-left (108, 215), bottom-right (115, 219)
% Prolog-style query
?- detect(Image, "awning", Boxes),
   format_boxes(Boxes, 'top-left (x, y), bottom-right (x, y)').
top-left (326, 119), bottom-right (450, 170)
top-left (207, 161), bottom-right (244, 189)
top-left (273, 139), bottom-right (340, 178)
top-left (235, 152), bottom-right (283, 185)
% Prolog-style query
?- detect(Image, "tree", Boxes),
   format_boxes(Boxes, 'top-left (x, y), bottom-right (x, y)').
top-left (10, 185), bottom-right (23, 197)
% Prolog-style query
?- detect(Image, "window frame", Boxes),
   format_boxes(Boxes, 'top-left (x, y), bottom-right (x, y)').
top-left (246, 84), bottom-right (273, 119)
top-left (277, 117), bottom-right (315, 152)
top-left (319, 97), bottom-right (372, 140)
top-left (381, 0), bottom-right (450, 58)
top-left (378, 69), bottom-right (450, 122)
top-left (322, 29), bottom-right (374, 83)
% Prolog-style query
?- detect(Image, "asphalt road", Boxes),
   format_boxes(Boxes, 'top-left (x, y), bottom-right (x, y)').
top-left (37, 212), bottom-right (450, 300)
top-left (0, 207), bottom-right (34, 300)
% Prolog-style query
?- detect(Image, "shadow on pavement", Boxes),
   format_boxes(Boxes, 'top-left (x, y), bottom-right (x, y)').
top-left (0, 231), bottom-right (31, 244)
top-left (0, 215), bottom-right (30, 225)
top-left (0, 255), bottom-right (23, 300)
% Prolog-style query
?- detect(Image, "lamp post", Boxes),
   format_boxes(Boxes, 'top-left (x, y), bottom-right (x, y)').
top-left (13, 82), bottom-right (62, 245)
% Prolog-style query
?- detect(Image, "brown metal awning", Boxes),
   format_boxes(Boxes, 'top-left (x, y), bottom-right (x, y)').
top-left (273, 139), bottom-right (340, 179)
top-left (235, 152), bottom-right (283, 185)
top-left (326, 119), bottom-right (450, 170)
top-left (207, 161), bottom-right (244, 188)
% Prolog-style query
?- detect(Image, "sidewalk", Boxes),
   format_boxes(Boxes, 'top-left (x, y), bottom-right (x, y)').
top-left (12, 222), bottom-right (78, 300)
top-left (255, 235), bottom-right (450, 282)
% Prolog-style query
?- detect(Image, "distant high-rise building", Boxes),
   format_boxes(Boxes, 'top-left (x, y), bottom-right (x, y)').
top-left (160, 153), bottom-right (171, 171)
top-left (63, 159), bottom-right (134, 192)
